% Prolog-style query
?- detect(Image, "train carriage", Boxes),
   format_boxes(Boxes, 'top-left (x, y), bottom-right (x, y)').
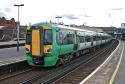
top-left (25, 22), bottom-right (112, 67)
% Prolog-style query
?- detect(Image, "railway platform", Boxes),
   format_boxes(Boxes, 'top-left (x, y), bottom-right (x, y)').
top-left (0, 47), bottom-right (26, 66)
top-left (80, 40), bottom-right (125, 84)
top-left (0, 47), bottom-right (27, 75)
top-left (0, 56), bottom-right (25, 67)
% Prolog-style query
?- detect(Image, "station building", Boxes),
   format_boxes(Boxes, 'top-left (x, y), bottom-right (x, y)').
top-left (114, 23), bottom-right (125, 39)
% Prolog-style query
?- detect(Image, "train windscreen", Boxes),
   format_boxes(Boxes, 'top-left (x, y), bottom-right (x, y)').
top-left (26, 30), bottom-right (31, 44)
top-left (44, 29), bottom-right (52, 45)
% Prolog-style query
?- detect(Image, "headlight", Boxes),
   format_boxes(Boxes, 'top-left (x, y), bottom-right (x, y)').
top-left (25, 48), bottom-right (30, 53)
top-left (47, 48), bottom-right (52, 53)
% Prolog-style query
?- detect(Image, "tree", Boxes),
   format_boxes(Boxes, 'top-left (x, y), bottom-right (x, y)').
top-left (10, 18), bottom-right (15, 22)
top-left (1, 17), bottom-right (6, 20)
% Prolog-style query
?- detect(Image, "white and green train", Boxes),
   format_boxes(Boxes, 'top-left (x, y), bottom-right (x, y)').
top-left (25, 22), bottom-right (112, 67)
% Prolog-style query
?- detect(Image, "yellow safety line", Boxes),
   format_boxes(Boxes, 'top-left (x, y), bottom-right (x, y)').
top-left (108, 44), bottom-right (124, 84)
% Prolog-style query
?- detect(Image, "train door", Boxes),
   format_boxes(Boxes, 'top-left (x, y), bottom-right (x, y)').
top-left (31, 28), bottom-right (43, 57)
top-left (91, 36), bottom-right (93, 47)
top-left (73, 32), bottom-right (78, 50)
top-left (100, 35), bottom-right (102, 44)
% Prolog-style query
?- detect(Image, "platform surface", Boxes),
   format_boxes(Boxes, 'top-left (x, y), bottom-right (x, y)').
top-left (80, 40), bottom-right (125, 84)
top-left (0, 47), bottom-right (26, 66)
top-left (113, 41), bottom-right (125, 84)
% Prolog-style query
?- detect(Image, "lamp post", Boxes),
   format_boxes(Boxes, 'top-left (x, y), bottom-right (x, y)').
top-left (108, 13), bottom-right (113, 27)
top-left (14, 4), bottom-right (24, 52)
top-left (55, 16), bottom-right (62, 24)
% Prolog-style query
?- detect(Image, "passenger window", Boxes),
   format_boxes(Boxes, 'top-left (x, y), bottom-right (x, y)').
top-left (93, 36), bottom-right (96, 41)
top-left (85, 36), bottom-right (91, 42)
top-left (78, 36), bottom-right (85, 43)
top-left (63, 34), bottom-right (73, 45)
top-left (56, 32), bottom-right (63, 45)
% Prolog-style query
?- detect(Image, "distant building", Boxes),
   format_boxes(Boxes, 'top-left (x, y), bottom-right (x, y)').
top-left (0, 17), bottom-right (27, 41)
top-left (78, 26), bottom-right (117, 37)
top-left (93, 27), bottom-right (116, 34)
top-left (0, 17), bottom-right (17, 28)
top-left (121, 23), bottom-right (125, 28)
top-left (70, 25), bottom-right (103, 32)
top-left (113, 23), bottom-right (125, 39)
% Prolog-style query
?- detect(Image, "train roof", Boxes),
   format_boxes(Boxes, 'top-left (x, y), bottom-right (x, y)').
top-left (32, 22), bottom-right (110, 36)
top-left (32, 22), bottom-right (95, 32)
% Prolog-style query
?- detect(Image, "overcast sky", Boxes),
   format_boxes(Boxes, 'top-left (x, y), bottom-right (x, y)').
top-left (0, 0), bottom-right (125, 27)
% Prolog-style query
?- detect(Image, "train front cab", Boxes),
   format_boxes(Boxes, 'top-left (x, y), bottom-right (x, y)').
top-left (25, 26), bottom-right (58, 67)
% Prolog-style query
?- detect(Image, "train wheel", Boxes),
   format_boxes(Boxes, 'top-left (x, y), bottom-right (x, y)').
top-left (76, 52), bottom-right (80, 57)
top-left (55, 58), bottom-right (62, 67)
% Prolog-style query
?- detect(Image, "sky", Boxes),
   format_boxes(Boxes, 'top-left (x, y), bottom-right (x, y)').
top-left (0, 0), bottom-right (125, 27)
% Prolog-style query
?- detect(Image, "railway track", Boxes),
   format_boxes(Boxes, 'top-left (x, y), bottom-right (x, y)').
top-left (0, 67), bottom-right (36, 81)
top-left (52, 40), bottom-right (118, 84)
top-left (34, 40), bottom-right (118, 84)
top-left (0, 40), bottom-right (118, 84)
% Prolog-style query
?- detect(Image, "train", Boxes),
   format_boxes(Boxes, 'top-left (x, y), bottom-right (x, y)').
top-left (25, 22), bottom-right (112, 67)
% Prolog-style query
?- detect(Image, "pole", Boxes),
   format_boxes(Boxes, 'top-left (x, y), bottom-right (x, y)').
top-left (14, 4), bottom-right (24, 52)
top-left (17, 6), bottom-right (20, 52)
top-left (58, 18), bottom-right (59, 24)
